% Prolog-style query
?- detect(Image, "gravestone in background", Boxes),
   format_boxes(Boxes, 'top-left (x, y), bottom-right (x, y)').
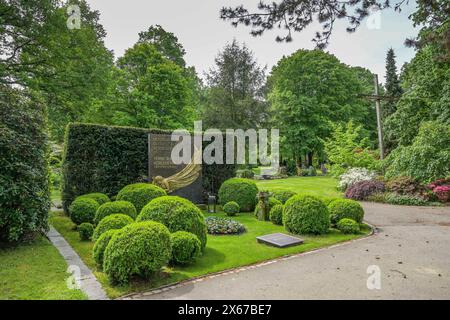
top-left (148, 133), bottom-right (203, 204)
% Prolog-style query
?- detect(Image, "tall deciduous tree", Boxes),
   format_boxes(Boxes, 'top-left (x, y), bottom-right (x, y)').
top-left (202, 40), bottom-right (268, 129)
top-left (268, 49), bottom-right (372, 166)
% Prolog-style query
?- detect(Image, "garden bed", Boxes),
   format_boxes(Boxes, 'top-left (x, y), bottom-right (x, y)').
top-left (50, 209), bottom-right (370, 299)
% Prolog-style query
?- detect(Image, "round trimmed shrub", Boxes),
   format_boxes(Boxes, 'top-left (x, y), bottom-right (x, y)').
top-left (271, 190), bottom-right (297, 204)
top-left (328, 199), bottom-right (364, 225)
top-left (337, 218), bottom-right (360, 234)
top-left (116, 183), bottom-right (166, 213)
top-left (103, 221), bottom-right (172, 284)
top-left (170, 231), bottom-right (201, 265)
top-left (76, 193), bottom-right (110, 205)
top-left (321, 197), bottom-right (339, 206)
top-left (137, 196), bottom-right (207, 250)
top-left (218, 178), bottom-right (258, 211)
top-left (223, 201), bottom-right (240, 216)
top-left (93, 229), bottom-right (119, 267)
top-left (92, 214), bottom-right (134, 241)
top-left (284, 194), bottom-right (330, 235)
top-left (269, 204), bottom-right (284, 225)
top-left (254, 197), bottom-right (282, 220)
top-left (69, 198), bottom-right (99, 225)
top-left (94, 201), bottom-right (137, 224)
top-left (78, 223), bottom-right (94, 241)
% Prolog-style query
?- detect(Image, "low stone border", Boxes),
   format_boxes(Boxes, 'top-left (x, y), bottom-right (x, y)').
top-left (120, 222), bottom-right (378, 300)
top-left (46, 227), bottom-right (109, 300)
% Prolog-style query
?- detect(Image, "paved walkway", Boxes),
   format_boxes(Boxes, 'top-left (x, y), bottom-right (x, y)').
top-left (47, 227), bottom-right (108, 300)
top-left (129, 203), bottom-right (450, 299)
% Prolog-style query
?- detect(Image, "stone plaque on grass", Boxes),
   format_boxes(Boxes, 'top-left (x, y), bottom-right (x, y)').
top-left (256, 233), bottom-right (304, 248)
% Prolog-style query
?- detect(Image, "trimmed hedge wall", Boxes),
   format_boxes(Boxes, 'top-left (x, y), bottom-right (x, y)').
top-left (62, 123), bottom-right (235, 212)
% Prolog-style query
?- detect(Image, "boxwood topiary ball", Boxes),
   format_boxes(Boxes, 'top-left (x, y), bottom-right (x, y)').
top-left (271, 190), bottom-right (297, 204)
top-left (78, 222), bottom-right (94, 241)
top-left (328, 199), bottom-right (364, 225)
top-left (69, 198), bottom-right (99, 225)
top-left (336, 218), bottom-right (360, 234)
top-left (284, 194), bottom-right (330, 235)
top-left (137, 196), bottom-right (207, 250)
top-left (76, 193), bottom-right (110, 205)
top-left (269, 204), bottom-right (284, 225)
top-left (92, 214), bottom-right (133, 241)
top-left (103, 221), bottom-right (172, 284)
top-left (218, 178), bottom-right (258, 212)
top-left (170, 231), bottom-right (201, 265)
top-left (93, 229), bottom-right (119, 267)
top-left (116, 183), bottom-right (166, 213)
top-left (94, 201), bottom-right (137, 225)
top-left (223, 201), bottom-right (240, 216)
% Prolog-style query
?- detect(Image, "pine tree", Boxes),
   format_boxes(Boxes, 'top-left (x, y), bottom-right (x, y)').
top-left (383, 48), bottom-right (402, 118)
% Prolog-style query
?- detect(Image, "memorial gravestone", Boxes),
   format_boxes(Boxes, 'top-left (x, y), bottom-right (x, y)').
top-left (148, 133), bottom-right (203, 203)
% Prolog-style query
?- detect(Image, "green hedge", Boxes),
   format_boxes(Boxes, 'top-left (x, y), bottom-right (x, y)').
top-left (0, 87), bottom-right (50, 242)
top-left (62, 123), bottom-right (235, 212)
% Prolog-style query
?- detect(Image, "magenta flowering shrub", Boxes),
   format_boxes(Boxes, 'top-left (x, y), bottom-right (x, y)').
top-left (428, 178), bottom-right (450, 203)
top-left (345, 180), bottom-right (385, 201)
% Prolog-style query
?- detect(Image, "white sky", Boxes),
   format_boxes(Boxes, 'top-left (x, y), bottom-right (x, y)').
top-left (85, 0), bottom-right (419, 84)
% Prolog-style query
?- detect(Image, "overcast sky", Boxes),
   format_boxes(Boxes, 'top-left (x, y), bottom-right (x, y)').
top-left (85, 0), bottom-right (419, 84)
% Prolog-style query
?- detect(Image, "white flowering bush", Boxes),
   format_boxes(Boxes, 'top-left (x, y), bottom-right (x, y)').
top-left (338, 168), bottom-right (377, 191)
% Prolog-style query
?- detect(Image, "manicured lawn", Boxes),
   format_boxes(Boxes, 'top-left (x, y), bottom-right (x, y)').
top-left (50, 209), bottom-right (370, 299)
top-left (255, 176), bottom-right (342, 198)
top-left (0, 237), bottom-right (87, 300)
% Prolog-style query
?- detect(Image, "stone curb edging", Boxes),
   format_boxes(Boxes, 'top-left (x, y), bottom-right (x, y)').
top-left (120, 222), bottom-right (378, 300)
top-left (46, 226), bottom-right (109, 300)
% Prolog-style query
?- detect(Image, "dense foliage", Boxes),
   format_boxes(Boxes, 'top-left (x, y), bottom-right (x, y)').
top-left (328, 199), bottom-right (364, 225)
top-left (170, 231), bottom-right (202, 265)
top-left (77, 193), bottom-right (110, 206)
top-left (69, 197), bottom-right (99, 225)
top-left (336, 218), bottom-right (360, 234)
top-left (137, 196), bottom-right (207, 249)
top-left (0, 87), bottom-right (50, 242)
top-left (205, 216), bottom-right (246, 235)
top-left (254, 196), bottom-right (282, 221)
top-left (116, 183), bottom-right (166, 213)
top-left (384, 193), bottom-right (428, 206)
top-left (345, 180), bottom-right (385, 201)
top-left (78, 223), bottom-right (94, 241)
top-left (385, 177), bottom-right (425, 196)
top-left (269, 204), bottom-right (284, 225)
top-left (103, 221), bottom-right (172, 284)
top-left (218, 178), bottom-right (258, 212)
top-left (324, 121), bottom-right (379, 177)
top-left (93, 229), bottom-right (119, 267)
top-left (384, 121), bottom-right (450, 183)
top-left (223, 201), bottom-right (240, 216)
top-left (283, 194), bottom-right (329, 235)
top-left (92, 213), bottom-right (134, 241)
top-left (270, 190), bottom-right (297, 204)
top-left (94, 201), bottom-right (137, 225)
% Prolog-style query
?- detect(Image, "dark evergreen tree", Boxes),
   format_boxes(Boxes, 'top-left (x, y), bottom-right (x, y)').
top-left (383, 48), bottom-right (402, 118)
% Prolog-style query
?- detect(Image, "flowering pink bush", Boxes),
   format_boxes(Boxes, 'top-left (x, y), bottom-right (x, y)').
top-left (428, 178), bottom-right (450, 203)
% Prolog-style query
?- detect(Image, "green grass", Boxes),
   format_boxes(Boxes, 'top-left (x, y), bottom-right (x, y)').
top-left (0, 236), bottom-right (87, 300)
top-left (255, 176), bottom-right (343, 198)
top-left (50, 208), bottom-right (370, 299)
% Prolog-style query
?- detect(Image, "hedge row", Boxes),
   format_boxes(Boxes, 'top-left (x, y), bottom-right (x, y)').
top-left (62, 123), bottom-right (235, 212)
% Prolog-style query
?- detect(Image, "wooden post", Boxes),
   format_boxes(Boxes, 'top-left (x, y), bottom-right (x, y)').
top-left (373, 74), bottom-right (384, 160)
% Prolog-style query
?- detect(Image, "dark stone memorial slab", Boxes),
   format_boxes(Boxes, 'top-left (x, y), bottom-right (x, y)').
top-left (148, 133), bottom-right (203, 204)
top-left (256, 233), bottom-right (304, 248)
